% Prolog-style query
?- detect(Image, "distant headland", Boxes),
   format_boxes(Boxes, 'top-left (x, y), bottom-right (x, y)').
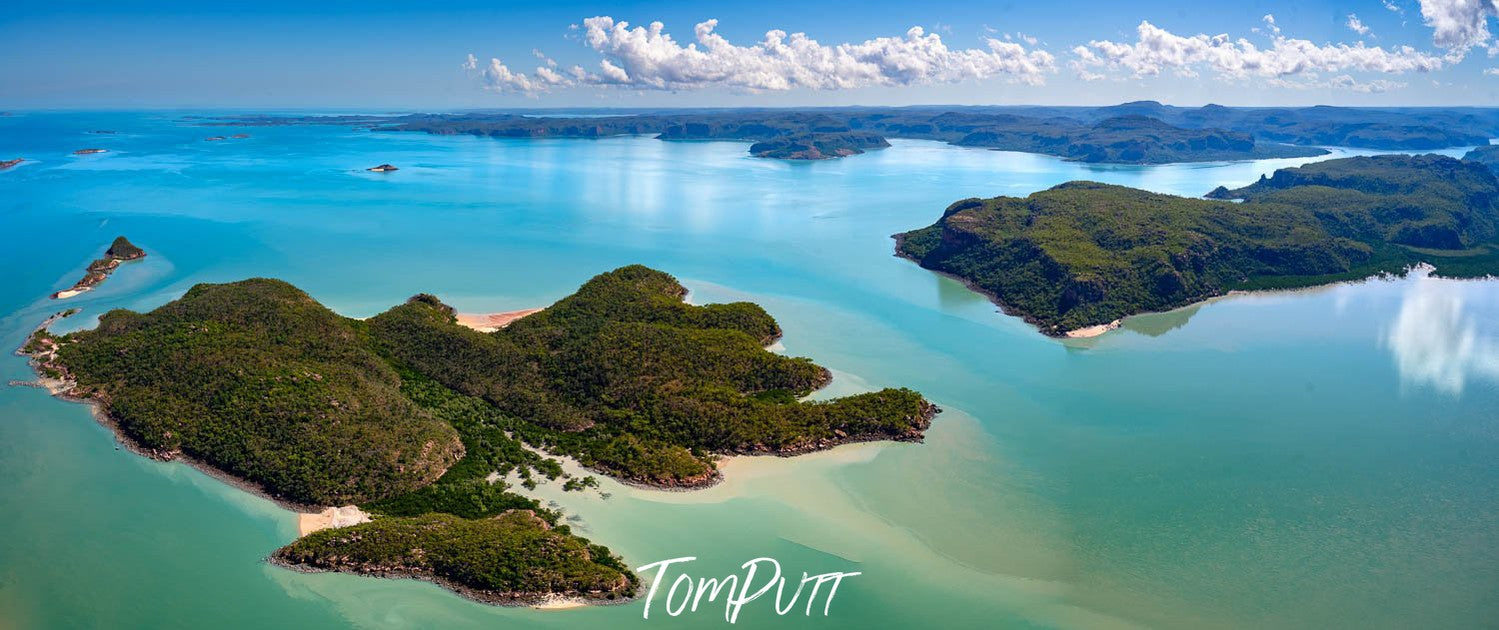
top-left (895, 154), bottom-right (1499, 337)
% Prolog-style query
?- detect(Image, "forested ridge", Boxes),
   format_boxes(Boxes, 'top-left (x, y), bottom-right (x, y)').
top-left (897, 154), bottom-right (1499, 335)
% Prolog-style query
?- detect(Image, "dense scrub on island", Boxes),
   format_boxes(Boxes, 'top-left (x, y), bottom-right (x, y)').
top-left (370, 265), bottom-right (935, 487)
top-left (31, 264), bottom-right (935, 603)
top-left (274, 511), bottom-right (636, 603)
top-left (896, 154), bottom-right (1499, 335)
top-left (50, 278), bottom-right (464, 506)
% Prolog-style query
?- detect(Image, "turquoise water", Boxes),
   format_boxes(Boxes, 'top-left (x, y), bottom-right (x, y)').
top-left (1, 112), bottom-right (1496, 629)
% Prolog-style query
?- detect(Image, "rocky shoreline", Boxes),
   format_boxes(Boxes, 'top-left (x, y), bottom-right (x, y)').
top-left (891, 231), bottom-right (1085, 338)
top-left (16, 326), bottom-right (330, 513)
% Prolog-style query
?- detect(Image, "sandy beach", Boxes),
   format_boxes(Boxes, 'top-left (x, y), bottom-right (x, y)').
top-left (455, 308), bottom-right (543, 332)
top-left (1065, 319), bottom-right (1121, 338)
top-left (296, 505), bottom-right (371, 536)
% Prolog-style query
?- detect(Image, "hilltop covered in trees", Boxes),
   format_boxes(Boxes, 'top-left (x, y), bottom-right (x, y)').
top-left (896, 154), bottom-right (1499, 335)
top-left (367, 265), bottom-right (935, 486)
top-left (25, 265), bottom-right (934, 603)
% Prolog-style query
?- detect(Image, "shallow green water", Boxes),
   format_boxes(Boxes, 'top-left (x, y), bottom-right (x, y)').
top-left (0, 112), bottom-right (1495, 629)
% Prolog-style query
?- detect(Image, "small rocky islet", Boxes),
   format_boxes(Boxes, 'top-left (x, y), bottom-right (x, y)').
top-left (50, 236), bottom-right (146, 300)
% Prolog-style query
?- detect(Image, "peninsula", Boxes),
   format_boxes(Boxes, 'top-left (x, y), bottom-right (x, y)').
top-left (51, 237), bottom-right (146, 299)
top-left (895, 154), bottom-right (1499, 336)
top-left (21, 265), bottom-right (935, 604)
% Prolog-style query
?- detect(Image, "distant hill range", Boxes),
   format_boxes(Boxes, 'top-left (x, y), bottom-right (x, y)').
top-left (202, 101), bottom-right (1498, 164)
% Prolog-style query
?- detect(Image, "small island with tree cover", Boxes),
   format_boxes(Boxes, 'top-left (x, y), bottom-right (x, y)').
top-left (20, 264), bottom-right (935, 605)
top-left (895, 154), bottom-right (1499, 337)
top-left (51, 236), bottom-right (147, 299)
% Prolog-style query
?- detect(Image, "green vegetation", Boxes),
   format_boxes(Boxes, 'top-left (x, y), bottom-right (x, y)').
top-left (896, 154), bottom-right (1499, 335)
top-left (936, 114), bottom-right (1323, 163)
top-left (274, 511), bottom-right (635, 602)
top-left (748, 132), bottom-right (889, 159)
top-left (53, 235), bottom-right (148, 298)
top-left (49, 279), bottom-right (462, 506)
top-left (105, 236), bottom-right (145, 260)
top-left (1465, 145), bottom-right (1499, 175)
top-left (31, 264), bottom-right (934, 603)
top-left (369, 265), bottom-right (935, 487)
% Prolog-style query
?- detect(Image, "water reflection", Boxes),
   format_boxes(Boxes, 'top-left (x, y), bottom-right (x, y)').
top-left (1386, 268), bottom-right (1499, 395)
top-left (1119, 302), bottom-right (1204, 337)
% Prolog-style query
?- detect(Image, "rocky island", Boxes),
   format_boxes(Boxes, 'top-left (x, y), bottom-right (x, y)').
top-left (72, 148), bottom-right (108, 155)
top-left (367, 163), bottom-right (399, 172)
top-left (51, 236), bottom-right (147, 299)
top-left (21, 264), bottom-right (935, 604)
top-left (895, 154), bottom-right (1499, 337)
top-left (0, 158), bottom-right (22, 170)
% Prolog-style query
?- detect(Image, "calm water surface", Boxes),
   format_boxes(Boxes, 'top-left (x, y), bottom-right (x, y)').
top-left (0, 112), bottom-right (1495, 629)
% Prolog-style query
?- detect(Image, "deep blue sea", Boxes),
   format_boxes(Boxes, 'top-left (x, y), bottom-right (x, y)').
top-left (1, 112), bottom-right (1496, 629)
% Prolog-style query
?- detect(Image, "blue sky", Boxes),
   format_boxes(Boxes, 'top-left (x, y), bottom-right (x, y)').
top-left (3, 0), bottom-right (1497, 108)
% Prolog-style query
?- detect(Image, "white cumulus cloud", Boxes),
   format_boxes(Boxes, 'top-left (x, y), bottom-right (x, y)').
top-left (1348, 14), bottom-right (1372, 36)
top-left (573, 17), bottom-right (1056, 91)
top-left (1263, 14), bottom-right (1282, 35)
top-left (1071, 20), bottom-right (1443, 88)
top-left (1417, 0), bottom-right (1499, 53)
top-left (469, 17), bottom-right (1056, 94)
